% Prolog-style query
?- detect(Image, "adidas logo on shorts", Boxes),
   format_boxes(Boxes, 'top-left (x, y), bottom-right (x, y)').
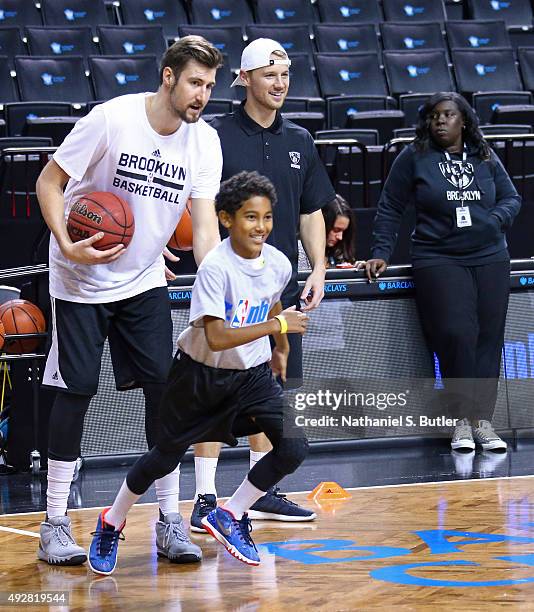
top-left (52, 372), bottom-right (59, 380)
top-left (152, 149), bottom-right (161, 158)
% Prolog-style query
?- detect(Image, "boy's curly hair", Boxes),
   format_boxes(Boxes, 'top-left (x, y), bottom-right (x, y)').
top-left (215, 171), bottom-right (277, 215)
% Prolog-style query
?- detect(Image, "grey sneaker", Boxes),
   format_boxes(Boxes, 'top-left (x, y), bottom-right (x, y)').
top-left (451, 418), bottom-right (475, 451)
top-left (473, 420), bottom-right (507, 451)
top-left (155, 512), bottom-right (202, 563)
top-left (38, 515), bottom-right (87, 566)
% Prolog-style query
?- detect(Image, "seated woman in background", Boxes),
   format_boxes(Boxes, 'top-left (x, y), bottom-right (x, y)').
top-left (323, 195), bottom-right (363, 268)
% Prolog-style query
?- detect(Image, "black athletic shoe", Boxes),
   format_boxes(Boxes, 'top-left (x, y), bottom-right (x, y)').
top-left (190, 494), bottom-right (217, 533)
top-left (248, 487), bottom-right (316, 521)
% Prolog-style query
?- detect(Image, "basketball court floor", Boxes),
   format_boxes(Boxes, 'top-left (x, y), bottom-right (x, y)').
top-left (2, 444), bottom-right (534, 609)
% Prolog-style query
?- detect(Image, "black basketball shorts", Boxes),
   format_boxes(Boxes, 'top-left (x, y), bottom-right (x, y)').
top-left (42, 286), bottom-right (173, 396)
top-left (157, 351), bottom-right (290, 453)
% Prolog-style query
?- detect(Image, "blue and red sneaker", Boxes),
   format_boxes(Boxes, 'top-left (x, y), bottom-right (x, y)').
top-left (201, 507), bottom-right (260, 566)
top-left (88, 509), bottom-right (125, 575)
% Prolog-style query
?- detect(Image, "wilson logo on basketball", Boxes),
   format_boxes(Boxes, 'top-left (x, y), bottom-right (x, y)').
top-left (71, 202), bottom-right (103, 225)
top-left (66, 191), bottom-right (135, 251)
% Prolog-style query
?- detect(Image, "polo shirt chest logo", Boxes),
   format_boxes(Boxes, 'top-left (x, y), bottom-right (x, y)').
top-left (289, 151), bottom-right (301, 169)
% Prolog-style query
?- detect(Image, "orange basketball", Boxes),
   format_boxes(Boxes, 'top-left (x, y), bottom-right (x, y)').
top-left (0, 299), bottom-right (46, 354)
top-left (67, 191), bottom-right (135, 251)
top-left (0, 320), bottom-right (5, 352)
top-left (168, 199), bottom-right (193, 251)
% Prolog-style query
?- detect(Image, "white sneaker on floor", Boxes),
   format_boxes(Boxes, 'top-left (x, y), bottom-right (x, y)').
top-left (473, 420), bottom-right (507, 451)
top-left (451, 418), bottom-right (475, 451)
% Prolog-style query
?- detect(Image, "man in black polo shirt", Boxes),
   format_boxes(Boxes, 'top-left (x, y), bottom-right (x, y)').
top-left (190, 39), bottom-right (336, 529)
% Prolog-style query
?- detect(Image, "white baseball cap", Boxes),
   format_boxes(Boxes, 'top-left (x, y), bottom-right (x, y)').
top-left (231, 38), bottom-right (291, 87)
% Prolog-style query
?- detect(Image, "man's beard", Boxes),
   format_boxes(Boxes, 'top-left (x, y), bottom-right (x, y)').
top-left (170, 105), bottom-right (201, 124)
top-left (170, 85), bottom-right (202, 123)
top-left (177, 107), bottom-right (202, 124)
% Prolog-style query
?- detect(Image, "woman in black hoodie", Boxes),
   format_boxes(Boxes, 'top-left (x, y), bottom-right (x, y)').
top-left (366, 92), bottom-right (521, 453)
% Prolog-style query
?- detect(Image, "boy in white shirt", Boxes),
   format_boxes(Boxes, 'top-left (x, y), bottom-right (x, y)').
top-left (88, 171), bottom-right (310, 573)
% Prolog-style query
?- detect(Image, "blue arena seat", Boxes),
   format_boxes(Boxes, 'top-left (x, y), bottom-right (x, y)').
top-left (467, 0), bottom-right (533, 28)
top-left (383, 50), bottom-right (454, 95)
top-left (380, 22), bottom-right (446, 52)
top-left (314, 52), bottom-right (388, 97)
top-left (0, 55), bottom-right (18, 102)
top-left (15, 56), bottom-right (92, 104)
top-left (452, 48), bottom-right (522, 94)
top-left (40, 0), bottom-right (110, 32)
top-left (0, 27), bottom-right (26, 69)
top-left (26, 27), bottom-right (95, 64)
top-left (445, 20), bottom-right (511, 50)
top-left (326, 95), bottom-right (397, 129)
top-left (89, 55), bottom-right (159, 101)
top-left (254, 0), bottom-right (317, 26)
top-left (382, 0), bottom-right (447, 23)
top-left (314, 24), bottom-right (380, 55)
top-left (517, 47), bottom-right (534, 90)
top-left (399, 93), bottom-right (432, 125)
top-left (119, 0), bottom-right (189, 39)
top-left (98, 25), bottom-right (167, 60)
top-left (0, 1), bottom-right (42, 27)
top-left (472, 90), bottom-right (532, 123)
top-left (246, 24), bottom-right (314, 65)
top-left (317, 128), bottom-right (380, 145)
top-left (179, 25), bottom-right (244, 72)
top-left (4, 102), bottom-right (75, 137)
top-left (189, 0), bottom-right (253, 27)
top-left (316, 0), bottom-right (383, 24)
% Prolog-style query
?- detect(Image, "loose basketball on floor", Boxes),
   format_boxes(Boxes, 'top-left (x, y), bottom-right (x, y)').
top-left (168, 199), bottom-right (193, 251)
top-left (0, 320), bottom-right (5, 351)
top-left (67, 192), bottom-right (135, 251)
top-left (0, 299), bottom-right (46, 354)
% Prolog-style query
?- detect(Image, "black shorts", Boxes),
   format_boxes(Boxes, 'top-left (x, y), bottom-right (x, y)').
top-left (42, 286), bottom-right (173, 396)
top-left (157, 351), bottom-right (286, 452)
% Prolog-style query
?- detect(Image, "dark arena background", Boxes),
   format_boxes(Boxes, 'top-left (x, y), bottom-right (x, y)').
top-left (2, 1), bottom-right (534, 608)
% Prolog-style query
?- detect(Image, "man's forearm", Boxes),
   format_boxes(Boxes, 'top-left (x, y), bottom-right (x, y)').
top-left (193, 231), bottom-right (220, 265)
top-left (36, 162), bottom-right (71, 252)
top-left (300, 210), bottom-right (326, 271)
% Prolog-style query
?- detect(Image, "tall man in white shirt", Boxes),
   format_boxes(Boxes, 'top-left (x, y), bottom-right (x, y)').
top-left (36, 36), bottom-right (223, 566)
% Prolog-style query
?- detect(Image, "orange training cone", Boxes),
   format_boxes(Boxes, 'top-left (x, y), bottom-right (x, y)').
top-left (307, 481), bottom-right (351, 502)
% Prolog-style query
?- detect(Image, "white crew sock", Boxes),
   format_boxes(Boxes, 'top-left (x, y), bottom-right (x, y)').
top-left (104, 480), bottom-right (141, 528)
top-left (223, 478), bottom-right (265, 520)
top-left (46, 458), bottom-right (77, 519)
top-left (249, 450), bottom-right (268, 471)
top-left (155, 463), bottom-right (180, 516)
top-left (194, 456), bottom-right (218, 501)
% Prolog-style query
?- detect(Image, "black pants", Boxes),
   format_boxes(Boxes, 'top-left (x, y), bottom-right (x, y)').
top-left (413, 260), bottom-right (510, 420)
top-left (127, 414), bottom-right (309, 496)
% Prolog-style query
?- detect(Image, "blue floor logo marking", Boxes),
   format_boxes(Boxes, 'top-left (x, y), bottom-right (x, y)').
top-left (261, 530), bottom-right (534, 587)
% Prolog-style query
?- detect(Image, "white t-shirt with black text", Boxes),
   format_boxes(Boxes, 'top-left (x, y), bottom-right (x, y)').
top-left (50, 92), bottom-right (223, 303)
top-left (178, 238), bottom-right (292, 370)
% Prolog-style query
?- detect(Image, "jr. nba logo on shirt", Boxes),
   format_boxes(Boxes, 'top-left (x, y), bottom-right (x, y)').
top-left (231, 299), bottom-right (249, 328)
top-left (229, 299), bottom-right (270, 328)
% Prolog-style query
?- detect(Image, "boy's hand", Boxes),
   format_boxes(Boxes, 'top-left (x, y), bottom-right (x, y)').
top-left (280, 305), bottom-right (309, 334)
top-left (163, 246), bottom-right (180, 281)
top-left (270, 347), bottom-right (289, 382)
